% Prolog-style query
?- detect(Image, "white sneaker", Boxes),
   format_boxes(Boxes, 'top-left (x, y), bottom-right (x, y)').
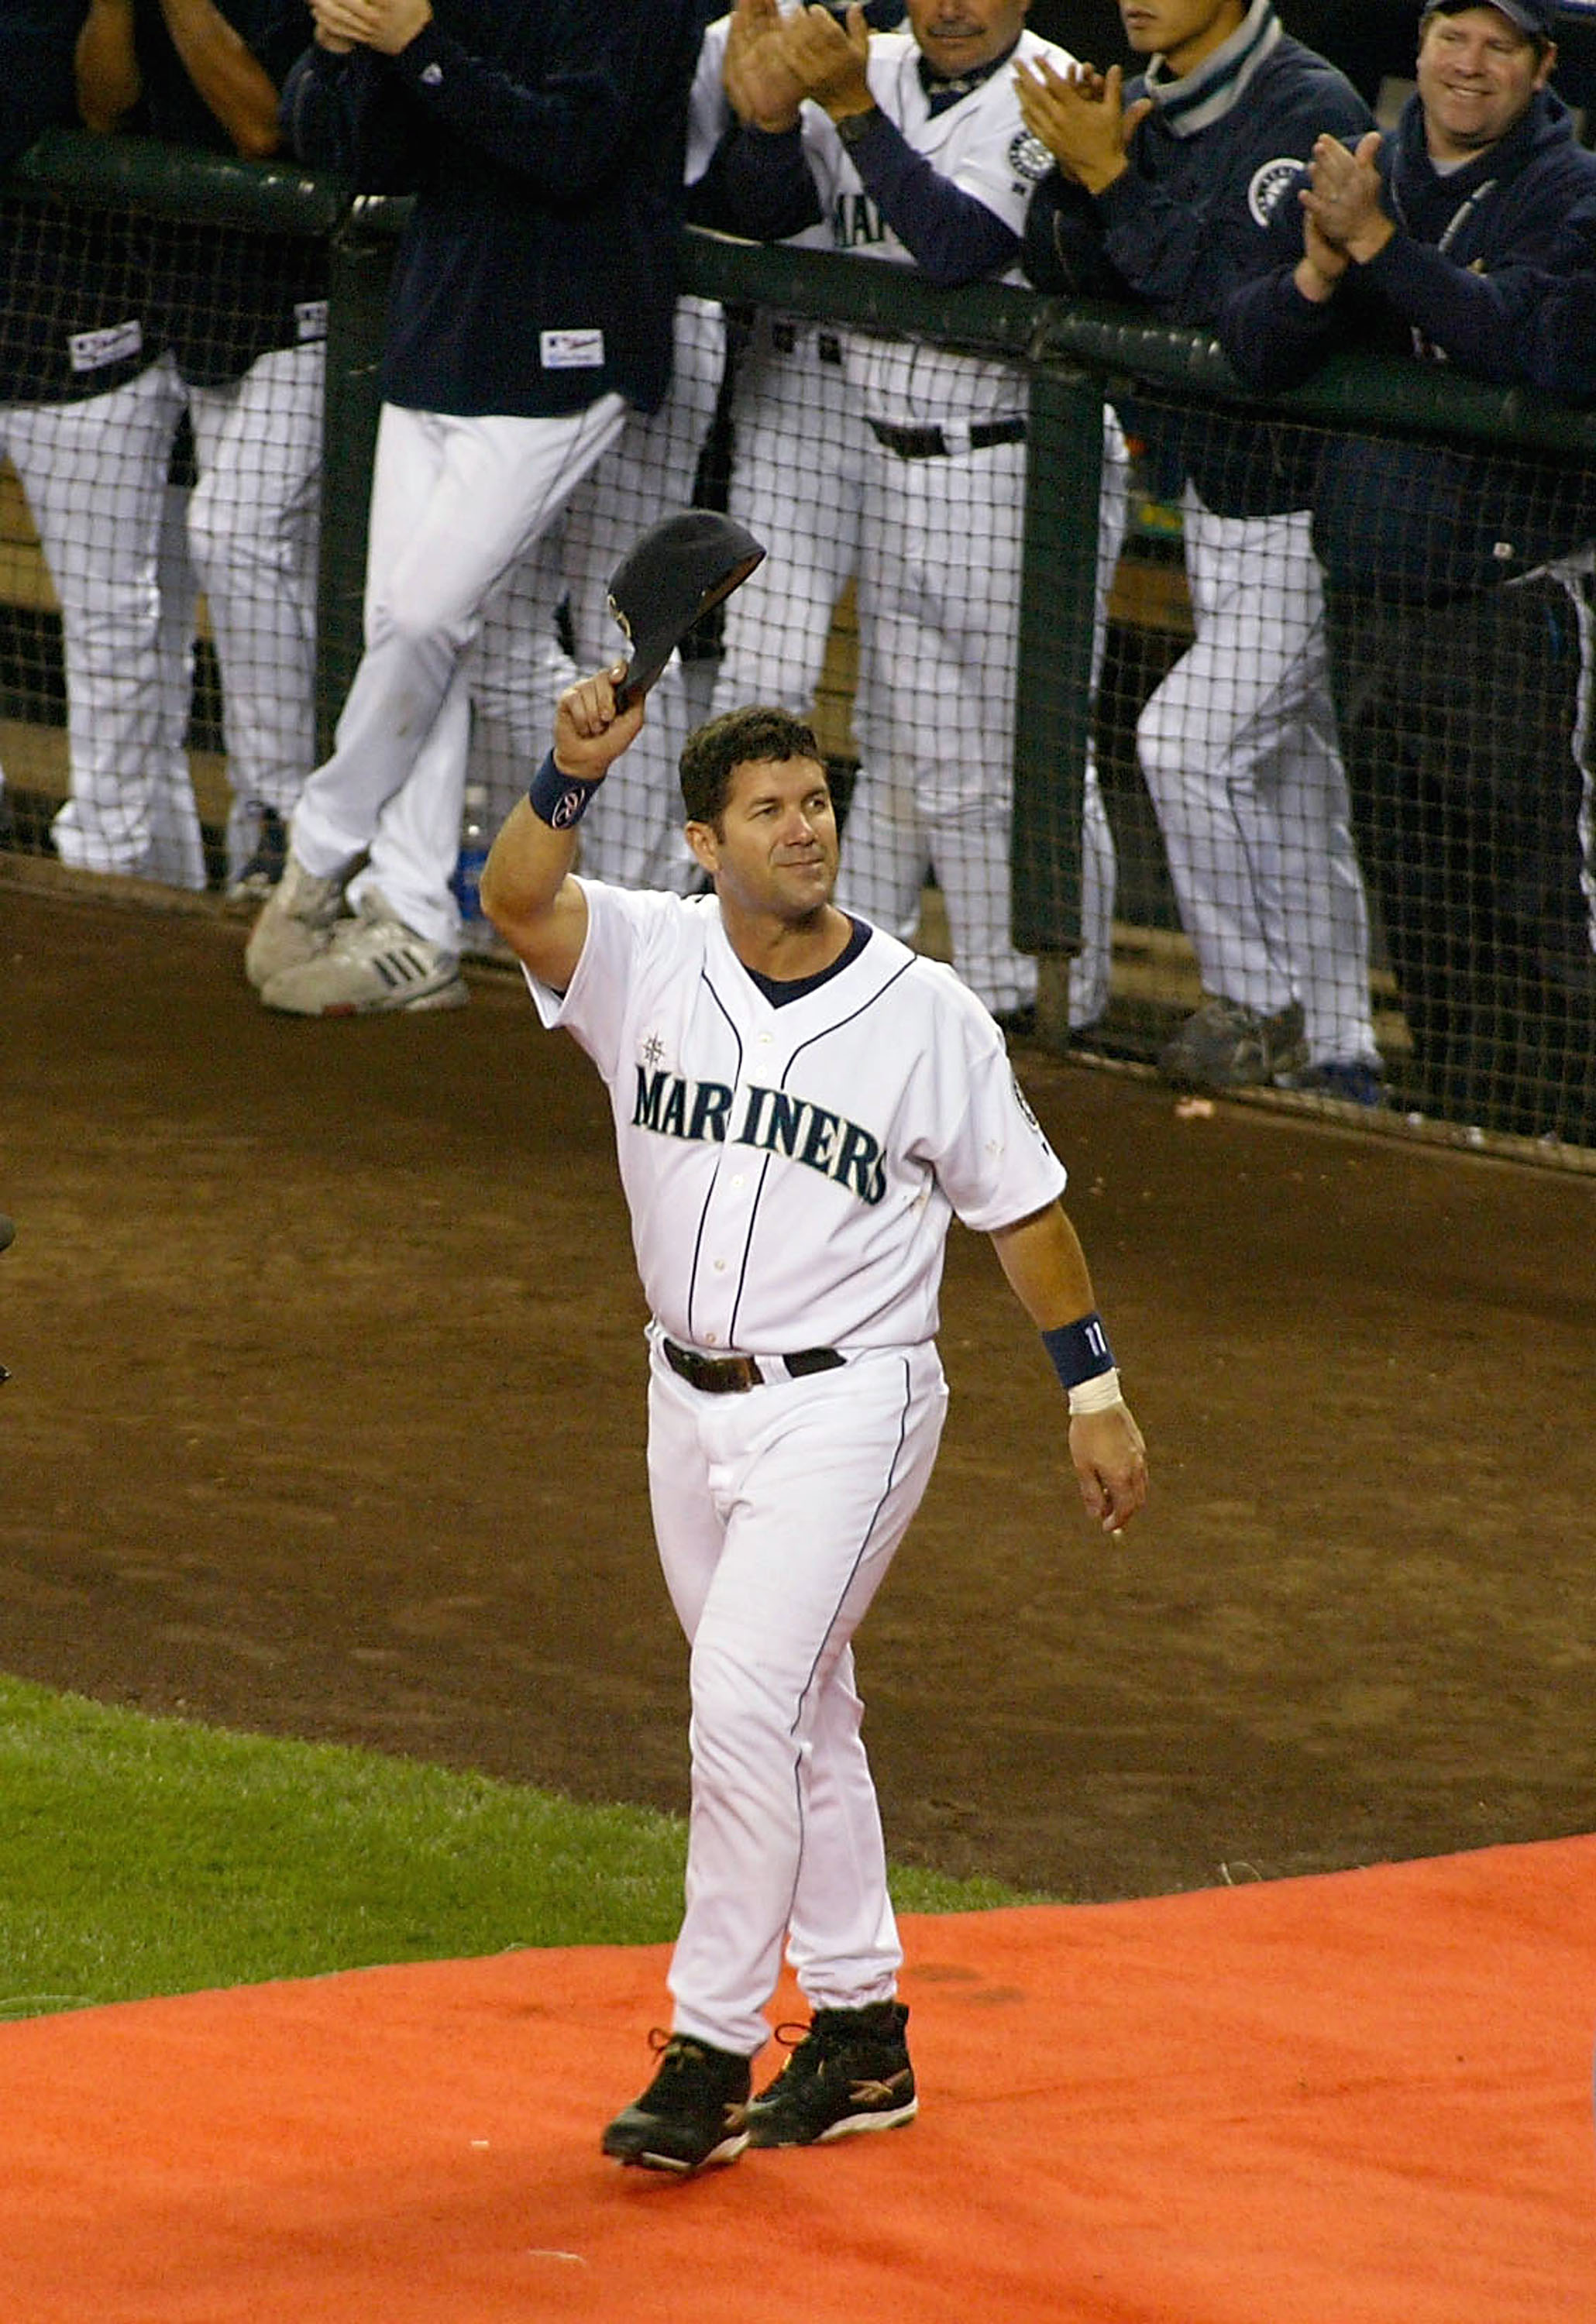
top-left (258, 887), bottom-right (467, 1017)
top-left (244, 851), bottom-right (351, 989)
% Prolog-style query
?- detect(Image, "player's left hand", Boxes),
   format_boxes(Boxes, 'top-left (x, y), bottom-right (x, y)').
top-left (1302, 129), bottom-right (1391, 264)
top-left (1068, 1401), bottom-right (1148, 1535)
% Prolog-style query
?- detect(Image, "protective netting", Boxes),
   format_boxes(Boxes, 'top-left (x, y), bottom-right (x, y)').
top-left (2, 175), bottom-right (1592, 1152)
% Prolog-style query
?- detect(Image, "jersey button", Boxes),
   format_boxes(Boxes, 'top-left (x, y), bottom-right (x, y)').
top-left (704, 1332), bottom-right (720, 1346)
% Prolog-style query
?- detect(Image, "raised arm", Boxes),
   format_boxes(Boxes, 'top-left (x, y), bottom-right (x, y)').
top-left (296, 0), bottom-right (686, 198)
top-left (778, 4), bottom-right (1020, 286)
top-left (75, 0), bottom-right (144, 134)
top-left (989, 1201), bottom-right (1148, 1536)
top-left (479, 666), bottom-right (645, 992)
top-left (156, 0), bottom-right (287, 157)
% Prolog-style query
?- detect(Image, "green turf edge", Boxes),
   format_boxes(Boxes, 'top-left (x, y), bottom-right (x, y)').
top-left (0, 1673), bottom-right (1048, 2020)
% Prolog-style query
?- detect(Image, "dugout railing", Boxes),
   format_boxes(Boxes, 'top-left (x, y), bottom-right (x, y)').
top-left (3, 137), bottom-right (1594, 1164)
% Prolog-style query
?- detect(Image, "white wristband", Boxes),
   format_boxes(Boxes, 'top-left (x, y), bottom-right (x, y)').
top-left (1068, 1367), bottom-right (1123, 1416)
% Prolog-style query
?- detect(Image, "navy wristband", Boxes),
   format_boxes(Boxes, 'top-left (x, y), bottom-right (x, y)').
top-left (1041, 1312), bottom-right (1115, 1391)
top-left (528, 751), bottom-right (602, 830)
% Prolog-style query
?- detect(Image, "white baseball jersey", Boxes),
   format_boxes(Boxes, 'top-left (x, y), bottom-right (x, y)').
top-left (809, 28), bottom-right (1075, 427)
top-left (525, 880), bottom-right (1068, 1354)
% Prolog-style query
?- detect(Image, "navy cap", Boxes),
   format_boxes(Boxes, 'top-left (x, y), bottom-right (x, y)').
top-left (1421, 0), bottom-right (1557, 37)
top-left (606, 512), bottom-right (765, 709)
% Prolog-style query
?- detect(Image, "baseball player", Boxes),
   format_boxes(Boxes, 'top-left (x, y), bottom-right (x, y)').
top-left (1018, 0), bottom-right (1384, 1100)
top-left (702, 0), bottom-right (1130, 1035)
top-left (690, 1), bottom-right (894, 765)
top-left (74, 0), bottom-right (327, 895)
top-left (2, 0), bottom-right (206, 888)
top-left (246, 0), bottom-right (703, 1015)
top-left (480, 662), bottom-right (1148, 2175)
top-left (473, 290), bottom-right (728, 900)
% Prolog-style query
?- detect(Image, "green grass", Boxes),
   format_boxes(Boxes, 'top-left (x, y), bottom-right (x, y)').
top-left (0, 1675), bottom-right (1037, 2020)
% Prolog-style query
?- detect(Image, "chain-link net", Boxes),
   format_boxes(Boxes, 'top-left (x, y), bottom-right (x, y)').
top-left (2, 159), bottom-right (1593, 1157)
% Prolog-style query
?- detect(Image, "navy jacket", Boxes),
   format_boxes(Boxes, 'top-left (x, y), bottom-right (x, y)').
top-left (128, 0), bottom-right (326, 387)
top-left (1219, 88), bottom-right (1596, 593)
top-left (0, 0), bottom-right (151, 406)
top-left (282, 0), bottom-right (700, 419)
top-left (1021, 15), bottom-right (1369, 516)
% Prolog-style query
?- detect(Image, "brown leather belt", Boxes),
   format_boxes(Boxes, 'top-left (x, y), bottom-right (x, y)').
top-left (662, 1340), bottom-right (845, 1394)
top-left (869, 417), bottom-right (1027, 459)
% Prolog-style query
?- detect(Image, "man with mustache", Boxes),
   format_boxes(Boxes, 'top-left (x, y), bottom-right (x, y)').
top-left (697, 0), bottom-right (1130, 1043)
top-left (1017, 2), bottom-right (1384, 1105)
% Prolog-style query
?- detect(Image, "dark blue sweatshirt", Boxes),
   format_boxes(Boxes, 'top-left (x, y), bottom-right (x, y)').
top-left (282, 0), bottom-right (700, 419)
top-left (1020, 5), bottom-right (1369, 515)
top-left (1219, 88), bottom-right (1596, 594)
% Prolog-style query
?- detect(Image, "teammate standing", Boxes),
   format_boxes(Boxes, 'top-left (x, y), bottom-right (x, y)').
top-left (246, 0), bottom-right (701, 1015)
top-left (480, 665), bottom-right (1148, 2175)
top-left (700, 0), bottom-right (1130, 1037)
top-left (1219, 0), bottom-right (1596, 1138)
top-left (1, 0), bottom-right (200, 886)
top-left (74, 0), bottom-right (326, 899)
top-left (1017, 0), bottom-right (1384, 1099)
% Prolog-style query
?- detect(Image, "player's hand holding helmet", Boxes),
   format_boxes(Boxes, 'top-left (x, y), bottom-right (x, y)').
top-left (553, 665), bottom-right (646, 786)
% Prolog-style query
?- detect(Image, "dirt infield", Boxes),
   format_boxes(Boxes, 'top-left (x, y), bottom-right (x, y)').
top-left (3, 865), bottom-right (1594, 1902)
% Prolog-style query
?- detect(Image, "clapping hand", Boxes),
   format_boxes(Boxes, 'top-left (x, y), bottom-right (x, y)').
top-left (1013, 56), bottom-right (1151, 198)
top-left (1300, 129), bottom-right (1392, 264)
top-left (724, 0), bottom-right (807, 132)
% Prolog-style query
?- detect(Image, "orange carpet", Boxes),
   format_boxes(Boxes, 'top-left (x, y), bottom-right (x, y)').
top-left (5, 1835), bottom-right (1594, 2323)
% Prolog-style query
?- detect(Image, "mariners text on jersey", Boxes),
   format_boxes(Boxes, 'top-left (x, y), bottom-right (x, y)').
top-left (633, 1067), bottom-right (888, 1206)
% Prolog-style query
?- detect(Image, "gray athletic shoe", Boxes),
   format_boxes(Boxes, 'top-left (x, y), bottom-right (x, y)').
top-left (258, 888), bottom-right (467, 1018)
top-left (244, 850), bottom-right (351, 989)
top-left (1158, 995), bottom-right (1308, 1092)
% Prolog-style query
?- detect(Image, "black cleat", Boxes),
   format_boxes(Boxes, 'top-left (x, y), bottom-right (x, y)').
top-left (601, 2032), bottom-right (753, 2174)
top-left (745, 2000), bottom-right (917, 2147)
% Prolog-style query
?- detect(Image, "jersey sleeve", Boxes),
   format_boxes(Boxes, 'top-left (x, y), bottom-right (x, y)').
top-left (520, 879), bottom-right (686, 1080)
top-left (903, 968), bottom-right (1068, 1231)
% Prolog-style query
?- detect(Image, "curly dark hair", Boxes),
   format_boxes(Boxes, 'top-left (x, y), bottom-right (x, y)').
top-left (678, 706), bottom-right (824, 828)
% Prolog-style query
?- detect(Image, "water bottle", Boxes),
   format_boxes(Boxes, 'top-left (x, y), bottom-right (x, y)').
top-left (452, 781), bottom-right (491, 951)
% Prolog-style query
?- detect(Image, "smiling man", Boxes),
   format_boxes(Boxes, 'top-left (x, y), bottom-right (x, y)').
top-left (481, 667), bottom-right (1148, 2174)
top-left (1219, 0), bottom-right (1596, 1140)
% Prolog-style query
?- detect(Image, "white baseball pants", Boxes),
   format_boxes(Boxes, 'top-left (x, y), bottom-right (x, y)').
top-left (1137, 490), bottom-right (1378, 1067)
top-left (26, 346), bottom-right (322, 886)
top-left (708, 315), bottom-right (873, 718)
top-left (476, 300), bottom-right (725, 895)
top-left (290, 394), bottom-right (628, 948)
top-left (184, 342), bottom-right (323, 874)
top-left (647, 1339), bottom-right (947, 2060)
top-left (839, 416), bottom-right (1129, 1026)
top-left (12, 367), bottom-right (202, 885)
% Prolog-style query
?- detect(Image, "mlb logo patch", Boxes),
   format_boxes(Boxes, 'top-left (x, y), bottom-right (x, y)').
top-left (68, 318), bottom-right (142, 373)
top-left (541, 329), bottom-right (605, 371)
